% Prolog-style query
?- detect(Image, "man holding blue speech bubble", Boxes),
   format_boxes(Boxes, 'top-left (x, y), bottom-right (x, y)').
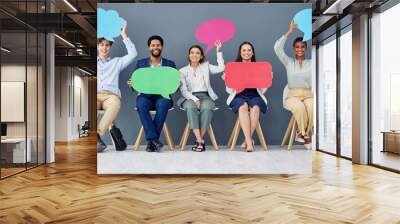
top-left (97, 22), bottom-right (137, 153)
top-left (127, 35), bottom-right (178, 152)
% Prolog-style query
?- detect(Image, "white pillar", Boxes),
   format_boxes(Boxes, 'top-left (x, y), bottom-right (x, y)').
top-left (352, 14), bottom-right (369, 164)
top-left (46, 32), bottom-right (55, 163)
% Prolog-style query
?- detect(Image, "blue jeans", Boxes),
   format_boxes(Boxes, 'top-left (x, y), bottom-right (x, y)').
top-left (136, 94), bottom-right (172, 141)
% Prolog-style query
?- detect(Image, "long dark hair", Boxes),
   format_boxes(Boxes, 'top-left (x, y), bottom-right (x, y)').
top-left (235, 41), bottom-right (256, 62)
top-left (187, 45), bottom-right (206, 64)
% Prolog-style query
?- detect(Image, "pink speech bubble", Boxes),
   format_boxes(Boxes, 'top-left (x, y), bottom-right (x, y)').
top-left (225, 62), bottom-right (273, 94)
top-left (195, 18), bottom-right (236, 54)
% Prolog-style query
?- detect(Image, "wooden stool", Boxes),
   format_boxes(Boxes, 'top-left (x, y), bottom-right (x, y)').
top-left (133, 108), bottom-right (175, 150)
top-left (280, 85), bottom-right (299, 150)
top-left (97, 110), bottom-right (116, 148)
top-left (227, 116), bottom-right (268, 151)
top-left (178, 107), bottom-right (219, 151)
top-left (281, 115), bottom-right (297, 150)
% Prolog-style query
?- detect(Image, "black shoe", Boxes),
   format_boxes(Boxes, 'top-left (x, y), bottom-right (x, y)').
top-left (154, 139), bottom-right (164, 148)
top-left (151, 140), bottom-right (161, 152)
top-left (97, 134), bottom-right (107, 153)
top-left (146, 141), bottom-right (155, 152)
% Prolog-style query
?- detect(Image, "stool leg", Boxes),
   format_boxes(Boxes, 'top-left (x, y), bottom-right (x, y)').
top-left (179, 123), bottom-right (187, 148)
top-left (281, 116), bottom-right (294, 146)
top-left (207, 124), bottom-right (219, 150)
top-left (230, 120), bottom-right (241, 151)
top-left (256, 122), bottom-right (268, 150)
top-left (134, 126), bottom-right (144, 151)
top-left (163, 123), bottom-right (175, 150)
top-left (288, 120), bottom-right (297, 150)
top-left (180, 123), bottom-right (190, 151)
top-left (228, 118), bottom-right (240, 148)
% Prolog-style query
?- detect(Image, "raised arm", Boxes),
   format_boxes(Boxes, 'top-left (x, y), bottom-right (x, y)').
top-left (209, 40), bottom-right (225, 74)
top-left (274, 21), bottom-right (297, 66)
top-left (120, 22), bottom-right (138, 71)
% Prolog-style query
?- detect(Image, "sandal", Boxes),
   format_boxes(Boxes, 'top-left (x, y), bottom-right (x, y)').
top-left (192, 141), bottom-right (206, 152)
top-left (191, 141), bottom-right (200, 152)
top-left (241, 139), bottom-right (255, 149)
top-left (246, 146), bottom-right (254, 152)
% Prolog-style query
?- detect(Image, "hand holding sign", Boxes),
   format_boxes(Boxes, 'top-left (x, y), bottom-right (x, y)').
top-left (131, 67), bottom-right (180, 99)
top-left (195, 18), bottom-right (236, 54)
top-left (225, 62), bottom-right (273, 94)
top-left (97, 8), bottom-right (126, 41)
top-left (293, 8), bottom-right (312, 41)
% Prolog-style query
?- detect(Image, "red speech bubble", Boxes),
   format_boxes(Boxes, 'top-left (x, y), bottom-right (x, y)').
top-left (225, 62), bottom-right (273, 94)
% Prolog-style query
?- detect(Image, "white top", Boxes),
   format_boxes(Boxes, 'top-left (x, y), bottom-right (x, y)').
top-left (274, 35), bottom-right (312, 89)
top-left (179, 52), bottom-right (225, 102)
top-left (186, 66), bottom-right (208, 92)
top-left (150, 58), bottom-right (162, 68)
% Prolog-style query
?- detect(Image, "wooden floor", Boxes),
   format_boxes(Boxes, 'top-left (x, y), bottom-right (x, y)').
top-left (0, 136), bottom-right (400, 224)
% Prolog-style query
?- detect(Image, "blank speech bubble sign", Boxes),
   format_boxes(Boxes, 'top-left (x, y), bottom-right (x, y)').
top-left (195, 18), bottom-right (236, 54)
top-left (293, 8), bottom-right (312, 41)
top-left (97, 8), bottom-right (125, 41)
top-left (131, 67), bottom-right (181, 99)
top-left (225, 62), bottom-right (273, 94)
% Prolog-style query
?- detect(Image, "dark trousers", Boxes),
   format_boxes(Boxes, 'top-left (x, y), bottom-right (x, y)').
top-left (136, 94), bottom-right (172, 141)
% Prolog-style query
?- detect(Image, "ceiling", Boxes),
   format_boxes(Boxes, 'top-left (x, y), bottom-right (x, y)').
top-left (0, 0), bottom-right (394, 75)
top-left (0, 0), bottom-right (96, 74)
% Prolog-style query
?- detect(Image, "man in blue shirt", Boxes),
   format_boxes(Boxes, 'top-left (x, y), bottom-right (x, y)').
top-left (128, 35), bottom-right (176, 152)
top-left (97, 22), bottom-right (137, 152)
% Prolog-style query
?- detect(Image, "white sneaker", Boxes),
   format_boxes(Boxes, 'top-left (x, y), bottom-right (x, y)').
top-left (304, 143), bottom-right (312, 150)
top-left (295, 134), bottom-right (305, 143)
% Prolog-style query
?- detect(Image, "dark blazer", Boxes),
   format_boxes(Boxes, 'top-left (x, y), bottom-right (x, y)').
top-left (135, 57), bottom-right (176, 70)
top-left (132, 57), bottom-right (177, 95)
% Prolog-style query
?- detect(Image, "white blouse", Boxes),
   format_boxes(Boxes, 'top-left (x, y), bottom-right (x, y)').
top-left (179, 52), bottom-right (225, 102)
top-left (186, 66), bottom-right (208, 93)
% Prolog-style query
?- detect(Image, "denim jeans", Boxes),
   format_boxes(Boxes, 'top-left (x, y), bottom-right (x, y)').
top-left (136, 94), bottom-right (172, 141)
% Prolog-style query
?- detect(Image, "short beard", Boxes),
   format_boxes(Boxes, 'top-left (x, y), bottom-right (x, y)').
top-left (151, 50), bottom-right (161, 58)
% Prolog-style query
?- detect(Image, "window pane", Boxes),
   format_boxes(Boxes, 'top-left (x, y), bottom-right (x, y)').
top-left (318, 35), bottom-right (337, 154)
top-left (340, 28), bottom-right (352, 158)
top-left (1, 31), bottom-right (28, 177)
top-left (371, 3), bottom-right (400, 171)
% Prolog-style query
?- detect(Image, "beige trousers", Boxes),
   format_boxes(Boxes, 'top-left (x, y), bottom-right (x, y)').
top-left (97, 91), bottom-right (121, 136)
top-left (284, 88), bottom-right (314, 137)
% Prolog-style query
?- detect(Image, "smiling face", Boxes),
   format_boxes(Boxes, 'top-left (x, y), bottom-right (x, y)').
top-left (240, 44), bottom-right (254, 62)
top-left (293, 41), bottom-right (307, 58)
top-left (149, 39), bottom-right (163, 57)
top-left (188, 46), bottom-right (204, 65)
top-left (97, 39), bottom-right (112, 59)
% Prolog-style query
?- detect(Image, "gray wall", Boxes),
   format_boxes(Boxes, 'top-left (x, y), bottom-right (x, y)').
top-left (99, 3), bottom-right (311, 145)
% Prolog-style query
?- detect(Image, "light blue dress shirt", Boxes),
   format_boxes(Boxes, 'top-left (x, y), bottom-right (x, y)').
top-left (97, 37), bottom-right (137, 97)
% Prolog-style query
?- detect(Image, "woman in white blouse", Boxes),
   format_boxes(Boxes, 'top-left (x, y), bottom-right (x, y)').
top-left (177, 41), bottom-right (225, 152)
top-left (274, 20), bottom-right (313, 149)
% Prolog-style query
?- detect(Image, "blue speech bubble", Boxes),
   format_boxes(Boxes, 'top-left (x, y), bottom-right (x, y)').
top-left (97, 8), bottom-right (125, 41)
top-left (293, 9), bottom-right (312, 41)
